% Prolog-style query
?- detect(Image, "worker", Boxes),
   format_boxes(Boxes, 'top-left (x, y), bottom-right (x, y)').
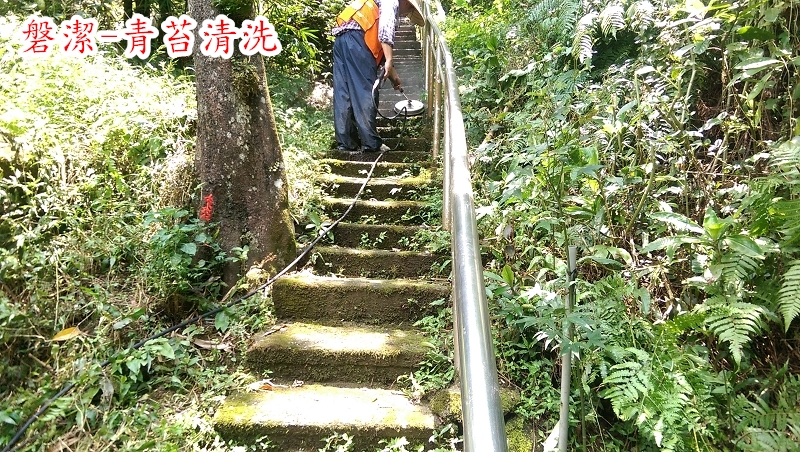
top-left (331, 0), bottom-right (425, 153)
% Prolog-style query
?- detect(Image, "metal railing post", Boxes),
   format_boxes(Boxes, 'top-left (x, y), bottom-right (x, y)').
top-left (431, 52), bottom-right (442, 160)
top-left (559, 246), bottom-right (578, 451)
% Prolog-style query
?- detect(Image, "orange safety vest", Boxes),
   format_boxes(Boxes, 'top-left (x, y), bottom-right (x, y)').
top-left (336, 0), bottom-right (384, 65)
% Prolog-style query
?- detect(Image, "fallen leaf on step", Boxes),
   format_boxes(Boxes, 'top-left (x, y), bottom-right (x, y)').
top-left (191, 338), bottom-right (232, 351)
top-left (247, 379), bottom-right (275, 392)
top-left (246, 379), bottom-right (289, 392)
top-left (263, 323), bottom-right (288, 337)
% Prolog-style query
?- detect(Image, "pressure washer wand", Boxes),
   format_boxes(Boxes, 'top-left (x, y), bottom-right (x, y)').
top-left (398, 87), bottom-right (412, 105)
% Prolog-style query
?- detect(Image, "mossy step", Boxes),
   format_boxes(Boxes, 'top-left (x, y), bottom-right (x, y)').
top-left (381, 137), bottom-right (429, 153)
top-left (319, 159), bottom-right (432, 178)
top-left (322, 197), bottom-right (433, 224)
top-left (273, 274), bottom-right (449, 324)
top-left (214, 384), bottom-right (436, 450)
top-left (318, 174), bottom-right (433, 200)
top-left (375, 119), bottom-right (427, 132)
top-left (329, 222), bottom-right (429, 251)
top-left (246, 322), bottom-right (428, 385)
top-left (313, 246), bottom-right (445, 278)
top-left (325, 149), bottom-right (430, 163)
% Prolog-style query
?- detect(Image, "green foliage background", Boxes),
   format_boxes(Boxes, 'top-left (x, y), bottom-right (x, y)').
top-left (443, 0), bottom-right (800, 449)
top-left (0, 6), bottom-right (332, 448)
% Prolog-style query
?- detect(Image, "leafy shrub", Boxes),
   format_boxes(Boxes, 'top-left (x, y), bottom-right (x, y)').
top-left (445, 0), bottom-right (800, 449)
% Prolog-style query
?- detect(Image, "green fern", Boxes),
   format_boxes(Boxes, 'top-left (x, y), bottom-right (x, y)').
top-left (697, 298), bottom-right (767, 365)
top-left (734, 373), bottom-right (800, 451)
top-left (525, 0), bottom-right (583, 47)
top-left (626, 0), bottom-right (655, 30)
top-left (599, 346), bottom-right (702, 450)
top-left (770, 136), bottom-right (800, 173)
top-left (775, 199), bottom-right (800, 245)
top-left (527, 0), bottom-right (567, 23)
top-left (719, 253), bottom-right (760, 291)
top-left (599, 3), bottom-right (625, 37)
top-left (777, 260), bottom-right (800, 332)
top-left (573, 12), bottom-right (598, 63)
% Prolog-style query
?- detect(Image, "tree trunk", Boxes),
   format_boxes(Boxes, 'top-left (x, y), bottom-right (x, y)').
top-left (189, 0), bottom-right (296, 289)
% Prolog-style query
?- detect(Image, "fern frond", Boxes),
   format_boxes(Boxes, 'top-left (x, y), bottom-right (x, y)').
top-left (771, 137), bottom-right (800, 173)
top-left (603, 361), bottom-right (642, 384)
top-left (775, 199), bottom-right (800, 245)
top-left (700, 301), bottom-right (766, 364)
top-left (778, 260), bottom-right (800, 332)
top-left (626, 0), bottom-right (655, 30)
top-left (599, 3), bottom-right (625, 37)
top-left (720, 253), bottom-right (761, 288)
top-left (734, 383), bottom-right (800, 452)
top-left (527, 0), bottom-right (564, 23)
top-left (573, 12), bottom-right (597, 63)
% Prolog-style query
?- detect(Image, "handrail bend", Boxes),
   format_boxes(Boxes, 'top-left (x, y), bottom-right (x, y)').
top-left (419, 3), bottom-right (509, 451)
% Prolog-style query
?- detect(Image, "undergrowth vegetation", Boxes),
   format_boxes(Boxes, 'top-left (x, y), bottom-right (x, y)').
top-left (443, 0), bottom-right (800, 449)
top-left (0, 10), bottom-right (330, 450)
top-left (3, 0), bottom-right (800, 450)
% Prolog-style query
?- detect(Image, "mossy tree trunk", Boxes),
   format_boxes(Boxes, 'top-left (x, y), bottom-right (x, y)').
top-left (189, 0), bottom-right (296, 289)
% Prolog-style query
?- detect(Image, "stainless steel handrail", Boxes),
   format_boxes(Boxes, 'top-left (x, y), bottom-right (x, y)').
top-left (420, 3), bottom-right (509, 451)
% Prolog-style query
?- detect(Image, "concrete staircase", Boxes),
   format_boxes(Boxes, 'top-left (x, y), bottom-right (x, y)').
top-left (213, 21), bottom-right (449, 451)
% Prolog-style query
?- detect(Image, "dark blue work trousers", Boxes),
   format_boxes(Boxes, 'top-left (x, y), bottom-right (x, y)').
top-left (333, 30), bottom-right (382, 151)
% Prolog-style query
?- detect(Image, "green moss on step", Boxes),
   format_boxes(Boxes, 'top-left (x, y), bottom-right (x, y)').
top-left (273, 275), bottom-right (448, 324)
top-left (506, 416), bottom-right (534, 452)
top-left (214, 387), bottom-right (435, 449)
top-left (248, 323), bottom-right (427, 363)
top-left (429, 387), bottom-right (462, 422)
top-left (429, 385), bottom-right (521, 423)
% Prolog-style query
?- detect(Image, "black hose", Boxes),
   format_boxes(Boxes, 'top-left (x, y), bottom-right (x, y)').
top-left (1, 151), bottom-right (387, 452)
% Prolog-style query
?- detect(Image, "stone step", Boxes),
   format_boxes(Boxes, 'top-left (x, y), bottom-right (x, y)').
top-left (325, 149), bottom-right (430, 163)
top-left (392, 46), bottom-right (421, 56)
top-left (273, 274), bottom-right (449, 324)
top-left (376, 83), bottom-right (425, 93)
top-left (395, 30), bottom-right (418, 39)
top-left (321, 197), bottom-right (433, 224)
top-left (376, 115), bottom-right (427, 128)
top-left (376, 127), bottom-right (429, 140)
top-left (382, 137), bottom-right (430, 152)
top-left (329, 222), bottom-right (430, 250)
top-left (392, 55), bottom-right (423, 64)
top-left (319, 159), bottom-right (432, 178)
top-left (214, 384), bottom-right (436, 450)
top-left (319, 173), bottom-right (433, 200)
top-left (246, 322), bottom-right (428, 385)
top-left (393, 64), bottom-right (424, 75)
top-left (393, 41), bottom-right (421, 50)
top-left (312, 246), bottom-right (445, 278)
